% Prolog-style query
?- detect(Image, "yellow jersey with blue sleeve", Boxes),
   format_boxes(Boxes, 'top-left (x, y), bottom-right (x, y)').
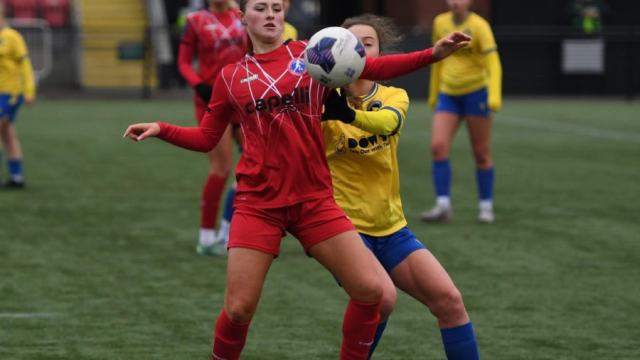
top-left (283, 22), bottom-right (298, 41)
top-left (430, 12), bottom-right (501, 109)
top-left (0, 26), bottom-right (36, 98)
top-left (323, 83), bottom-right (409, 237)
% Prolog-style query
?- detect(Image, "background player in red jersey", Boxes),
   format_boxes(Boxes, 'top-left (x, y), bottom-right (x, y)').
top-left (178, 0), bottom-right (250, 255)
top-left (125, 1), bottom-right (470, 359)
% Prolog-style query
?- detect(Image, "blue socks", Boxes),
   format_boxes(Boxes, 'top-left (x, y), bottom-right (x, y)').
top-left (8, 159), bottom-right (23, 182)
top-left (367, 320), bottom-right (387, 360)
top-left (440, 322), bottom-right (480, 360)
top-left (433, 160), bottom-right (452, 198)
top-left (475, 168), bottom-right (494, 203)
top-left (222, 187), bottom-right (236, 222)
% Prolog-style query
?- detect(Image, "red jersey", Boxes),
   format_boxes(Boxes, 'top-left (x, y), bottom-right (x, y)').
top-left (178, 8), bottom-right (249, 87)
top-left (160, 40), bottom-right (437, 208)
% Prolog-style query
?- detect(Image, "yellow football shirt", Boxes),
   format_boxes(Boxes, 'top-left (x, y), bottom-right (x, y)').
top-left (283, 22), bottom-right (298, 41)
top-left (323, 83), bottom-right (410, 237)
top-left (432, 12), bottom-right (497, 96)
top-left (0, 26), bottom-right (35, 98)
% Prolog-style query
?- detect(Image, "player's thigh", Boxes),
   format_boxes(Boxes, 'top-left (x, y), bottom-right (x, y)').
top-left (0, 119), bottom-right (12, 141)
top-left (465, 115), bottom-right (493, 169)
top-left (389, 249), bottom-right (460, 308)
top-left (309, 230), bottom-right (383, 302)
top-left (224, 207), bottom-right (283, 320)
top-left (207, 124), bottom-right (234, 175)
top-left (465, 115), bottom-right (492, 151)
top-left (431, 112), bottom-right (462, 157)
top-left (224, 247), bottom-right (274, 320)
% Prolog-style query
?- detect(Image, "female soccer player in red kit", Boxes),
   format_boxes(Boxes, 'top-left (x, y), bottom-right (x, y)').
top-left (125, 0), bottom-right (470, 358)
top-left (178, 0), bottom-right (250, 253)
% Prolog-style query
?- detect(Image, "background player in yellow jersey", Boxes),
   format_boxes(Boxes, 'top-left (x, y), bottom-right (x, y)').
top-left (322, 14), bottom-right (481, 360)
top-left (0, 4), bottom-right (36, 189)
top-left (283, 0), bottom-right (297, 40)
top-left (421, 0), bottom-right (502, 223)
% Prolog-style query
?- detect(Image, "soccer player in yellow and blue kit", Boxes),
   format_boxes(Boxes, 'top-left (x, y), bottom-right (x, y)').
top-left (421, 0), bottom-right (502, 223)
top-left (282, 0), bottom-right (298, 40)
top-left (323, 15), bottom-right (481, 360)
top-left (0, 4), bottom-right (36, 189)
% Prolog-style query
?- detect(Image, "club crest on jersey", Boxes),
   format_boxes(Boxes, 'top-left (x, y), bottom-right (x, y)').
top-left (288, 59), bottom-right (307, 76)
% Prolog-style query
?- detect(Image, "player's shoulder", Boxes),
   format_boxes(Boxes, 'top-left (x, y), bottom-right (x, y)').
top-left (469, 13), bottom-right (492, 29)
top-left (376, 84), bottom-right (409, 101)
top-left (3, 27), bottom-right (23, 40)
top-left (186, 9), bottom-right (206, 21)
top-left (434, 12), bottom-right (452, 26)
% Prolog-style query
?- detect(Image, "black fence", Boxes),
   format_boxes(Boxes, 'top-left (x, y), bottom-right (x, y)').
top-left (390, 26), bottom-right (640, 100)
top-left (16, 24), bottom-right (640, 100)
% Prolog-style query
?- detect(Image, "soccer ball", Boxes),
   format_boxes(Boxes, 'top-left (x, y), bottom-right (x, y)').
top-left (304, 27), bottom-right (366, 88)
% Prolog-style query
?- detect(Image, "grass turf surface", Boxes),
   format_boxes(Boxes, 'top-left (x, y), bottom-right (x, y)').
top-left (1, 100), bottom-right (639, 359)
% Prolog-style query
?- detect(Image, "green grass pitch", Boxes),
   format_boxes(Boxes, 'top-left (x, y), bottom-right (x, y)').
top-left (1, 99), bottom-right (639, 359)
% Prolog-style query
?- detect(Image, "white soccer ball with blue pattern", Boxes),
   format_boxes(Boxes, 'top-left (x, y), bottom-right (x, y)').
top-left (304, 27), bottom-right (366, 88)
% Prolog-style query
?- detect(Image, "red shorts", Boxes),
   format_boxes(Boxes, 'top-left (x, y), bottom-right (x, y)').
top-left (194, 95), bottom-right (241, 127)
top-left (229, 197), bottom-right (356, 257)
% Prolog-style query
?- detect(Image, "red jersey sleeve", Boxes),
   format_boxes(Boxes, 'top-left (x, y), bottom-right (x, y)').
top-left (178, 18), bottom-right (203, 87)
top-left (157, 71), bottom-right (233, 152)
top-left (360, 48), bottom-right (437, 81)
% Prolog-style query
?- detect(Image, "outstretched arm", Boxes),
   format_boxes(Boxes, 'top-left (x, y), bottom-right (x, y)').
top-left (124, 73), bottom-right (233, 152)
top-left (360, 31), bottom-right (471, 82)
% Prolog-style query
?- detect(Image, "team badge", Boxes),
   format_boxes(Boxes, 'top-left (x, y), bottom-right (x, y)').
top-left (367, 101), bottom-right (383, 112)
top-left (288, 59), bottom-right (307, 76)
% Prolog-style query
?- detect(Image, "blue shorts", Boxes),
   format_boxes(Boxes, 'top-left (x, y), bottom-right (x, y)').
top-left (360, 227), bottom-right (426, 273)
top-left (435, 88), bottom-right (490, 117)
top-left (0, 94), bottom-right (24, 123)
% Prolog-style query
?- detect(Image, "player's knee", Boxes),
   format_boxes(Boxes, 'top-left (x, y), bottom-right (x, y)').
top-left (209, 165), bottom-right (231, 178)
top-left (379, 284), bottom-right (397, 321)
top-left (430, 288), bottom-right (466, 323)
top-left (348, 276), bottom-right (384, 303)
top-left (431, 141), bottom-right (450, 160)
top-left (225, 299), bottom-right (258, 324)
top-left (472, 148), bottom-right (492, 169)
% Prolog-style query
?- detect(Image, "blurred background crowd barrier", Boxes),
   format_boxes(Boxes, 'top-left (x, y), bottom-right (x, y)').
top-left (4, 0), bottom-right (639, 99)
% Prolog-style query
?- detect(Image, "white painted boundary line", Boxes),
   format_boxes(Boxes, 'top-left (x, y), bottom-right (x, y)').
top-left (495, 114), bottom-right (640, 144)
top-left (0, 313), bottom-right (64, 319)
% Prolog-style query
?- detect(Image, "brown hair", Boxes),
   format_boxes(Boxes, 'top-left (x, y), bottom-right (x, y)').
top-left (239, 0), bottom-right (284, 12)
top-left (340, 14), bottom-right (404, 110)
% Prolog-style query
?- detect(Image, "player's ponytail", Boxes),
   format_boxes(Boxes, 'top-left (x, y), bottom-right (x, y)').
top-left (341, 88), bottom-right (364, 110)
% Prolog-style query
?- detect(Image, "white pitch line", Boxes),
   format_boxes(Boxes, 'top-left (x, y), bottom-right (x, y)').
top-left (0, 313), bottom-right (64, 319)
top-left (495, 114), bottom-right (640, 144)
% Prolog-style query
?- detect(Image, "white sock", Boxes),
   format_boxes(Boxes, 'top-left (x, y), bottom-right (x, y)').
top-left (199, 229), bottom-right (216, 247)
top-left (217, 220), bottom-right (230, 244)
top-left (479, 200), bottom-right (493, 211)
top-left (437, 196), bottom-right (451, 208)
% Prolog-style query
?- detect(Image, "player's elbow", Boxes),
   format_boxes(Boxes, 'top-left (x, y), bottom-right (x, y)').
top-left (380, 110), bottom-right (402, 136)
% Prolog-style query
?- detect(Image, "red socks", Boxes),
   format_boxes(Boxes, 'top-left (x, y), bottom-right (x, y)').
top-left (341, 300), bottom-right (382, 360)
top-left (201, 174), bottom-right (227, 230)
top-left (212, 310), bottom-right (251, 360)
